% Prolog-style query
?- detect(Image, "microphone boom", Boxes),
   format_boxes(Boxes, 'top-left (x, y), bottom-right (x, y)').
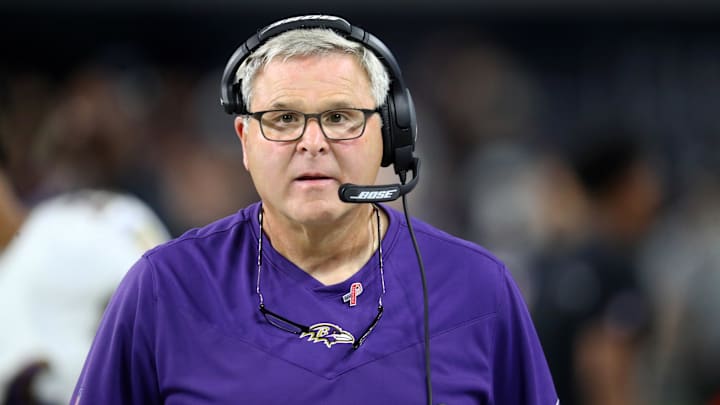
top-left (338, 159), bottom-right (420, 203)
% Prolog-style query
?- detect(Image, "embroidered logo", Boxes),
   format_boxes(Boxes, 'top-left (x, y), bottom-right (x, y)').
top-left (342, 282), bottom-right (364, 306)
top-left (299, 323), bottom-right (355, 348)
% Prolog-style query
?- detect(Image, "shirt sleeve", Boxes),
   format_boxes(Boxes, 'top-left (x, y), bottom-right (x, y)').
top-left (492, 264), bottom-right (559, 404)
top-left (71, 257), bottom-right (161, 405)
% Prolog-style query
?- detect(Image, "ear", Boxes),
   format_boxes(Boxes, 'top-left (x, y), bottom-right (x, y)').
top-left (234, 116), bottom-right (250, 170)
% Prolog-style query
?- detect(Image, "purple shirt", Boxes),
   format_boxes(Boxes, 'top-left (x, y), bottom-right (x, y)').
top-left (73, 202), bottom-right (557, 404)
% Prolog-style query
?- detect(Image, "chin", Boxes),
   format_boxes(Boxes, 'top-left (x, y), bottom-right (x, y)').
top-left (285, 198), bottom-right (354, 225)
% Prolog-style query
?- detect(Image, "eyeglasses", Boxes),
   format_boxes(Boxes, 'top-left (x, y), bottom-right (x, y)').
top-left (247, 108), bottom-right (380, 142)
top-left (256, 206), bottom-right (385, 350)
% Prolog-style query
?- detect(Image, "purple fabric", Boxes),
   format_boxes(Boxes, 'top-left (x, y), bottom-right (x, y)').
top-left (72, 202), bottom-right (557, 404)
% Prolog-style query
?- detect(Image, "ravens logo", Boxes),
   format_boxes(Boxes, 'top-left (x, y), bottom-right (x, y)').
top-left (300, 323), bottom-right (355, 348)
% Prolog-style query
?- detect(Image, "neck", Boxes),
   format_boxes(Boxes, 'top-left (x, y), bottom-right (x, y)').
top-left (0, 173), bottom-right (26, 250)
top-left (261, 204), bottom-right (385, 285)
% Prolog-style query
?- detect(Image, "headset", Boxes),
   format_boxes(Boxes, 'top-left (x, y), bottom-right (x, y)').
top-left (219, 14), bottom-right (420, 204)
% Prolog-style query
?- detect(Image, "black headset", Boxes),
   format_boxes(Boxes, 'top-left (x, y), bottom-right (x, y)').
top-left (219, 14), bottom-right (418, 177)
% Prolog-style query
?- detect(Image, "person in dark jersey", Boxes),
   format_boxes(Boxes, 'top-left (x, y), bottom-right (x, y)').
top-left (72, 15), bottom-right (557, 405)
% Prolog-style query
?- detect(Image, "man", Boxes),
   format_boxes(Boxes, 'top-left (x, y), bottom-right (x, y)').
top-left (73, 15), bottom-right (557, 404)
top-left (0, 128), bottom-right (170, 404)
top-left (533, 129), bottom-right (660, 405)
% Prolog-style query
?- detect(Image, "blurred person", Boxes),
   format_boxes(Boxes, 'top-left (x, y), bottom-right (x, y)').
top-left (72, 15), bottom-right (557, 404)
top-left (0, 143), bottom-right (26, 253)
top-left (406, 32), bottom-right (541, 241)
top-left (27, 66), bottom-right (150, 201)
top-left (533, 126), bottom-right (663, 405)
top-left (637, 174), bottom-right (720, 404)
top-left (0, 73), bottom-right (55, 202)
top-left (0, 136), bottom-right (171, 404)
top-left (154, 139), bottom-right (258, 235)
top-left (407, 34), bottom-right (549, 308)
top-left (6, 62), bottom-right (254, 240)
top-left (147, 71), bottom-right (259, 236)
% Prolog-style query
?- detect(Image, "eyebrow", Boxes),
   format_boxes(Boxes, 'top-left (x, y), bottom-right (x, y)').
top-left (322, 100), bottom-right (356, 109)
top-left (267, 100), bottom-right (359, 111)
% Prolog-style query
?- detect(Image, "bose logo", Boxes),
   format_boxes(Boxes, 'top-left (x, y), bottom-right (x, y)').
top-left (350, 190), bottom-right (397, 200)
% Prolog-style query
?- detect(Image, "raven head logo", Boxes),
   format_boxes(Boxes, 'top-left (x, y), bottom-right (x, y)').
top-left (300, 323), bottom-right (355, 348)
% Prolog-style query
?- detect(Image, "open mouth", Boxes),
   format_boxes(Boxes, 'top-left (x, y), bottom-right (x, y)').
top-left (296, 175), bottom-right (333, 182)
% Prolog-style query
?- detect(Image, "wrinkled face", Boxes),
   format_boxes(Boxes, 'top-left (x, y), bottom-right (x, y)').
top-left (235, 53), bottom-right (383, 226)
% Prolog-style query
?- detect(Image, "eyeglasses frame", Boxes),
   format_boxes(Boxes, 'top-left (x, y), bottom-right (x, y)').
top-left (247, 108), bottom-right (381, 142)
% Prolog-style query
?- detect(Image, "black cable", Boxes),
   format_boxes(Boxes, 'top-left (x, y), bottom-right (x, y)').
top-left (399, 178), bottom-right (433, 405)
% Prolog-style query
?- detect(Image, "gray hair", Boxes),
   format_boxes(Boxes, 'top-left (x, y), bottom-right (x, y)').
top-left (236, 28), bottom-right (390, 111)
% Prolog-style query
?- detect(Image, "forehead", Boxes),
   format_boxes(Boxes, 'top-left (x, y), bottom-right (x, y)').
top-left (250, 53), bottom-right (374, 110)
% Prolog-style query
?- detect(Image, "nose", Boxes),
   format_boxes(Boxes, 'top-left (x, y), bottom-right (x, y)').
top-left (297, 117), bottom-right (328, 155)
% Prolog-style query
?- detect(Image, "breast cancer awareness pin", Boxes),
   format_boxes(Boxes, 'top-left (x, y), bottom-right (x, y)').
top-left (342, 282), bottom-right (363, 307)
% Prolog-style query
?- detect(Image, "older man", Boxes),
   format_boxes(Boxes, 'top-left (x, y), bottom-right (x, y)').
top-left (73, 15), bottom-right (557, 405)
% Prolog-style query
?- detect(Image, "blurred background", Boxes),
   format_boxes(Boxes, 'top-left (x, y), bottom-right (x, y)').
top-left (1, 1), bottom-right (719, 404)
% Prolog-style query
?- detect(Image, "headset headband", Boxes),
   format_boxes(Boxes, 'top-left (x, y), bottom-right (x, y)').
top-left (220, 15), bottom-right (407, 117)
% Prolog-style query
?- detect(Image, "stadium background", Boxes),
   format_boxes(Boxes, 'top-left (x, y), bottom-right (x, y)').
top-left (1, 1), bottom-right (719, 403)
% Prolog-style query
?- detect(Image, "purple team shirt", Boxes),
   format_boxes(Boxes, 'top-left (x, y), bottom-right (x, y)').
top-left (73, 202), bottom-right (557, 404)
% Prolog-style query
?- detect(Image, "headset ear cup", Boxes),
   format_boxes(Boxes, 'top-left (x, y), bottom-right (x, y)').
top-left (379, 100), bottom-right (394, 167)
top-left (233, 83), bottom-right (244, 114)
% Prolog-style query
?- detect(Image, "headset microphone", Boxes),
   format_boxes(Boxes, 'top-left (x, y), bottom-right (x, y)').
top-left (338, 158), bottom-right (420, 203)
